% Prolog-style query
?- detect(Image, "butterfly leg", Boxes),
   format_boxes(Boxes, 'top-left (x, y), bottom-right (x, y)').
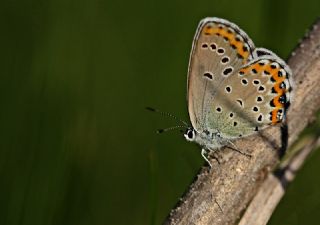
top-left (211, 151), bottom-right (221, 165)
top-left (226, 140), bottom-right (252, 158)
top-left (201, 148), bottom-right (212, 168)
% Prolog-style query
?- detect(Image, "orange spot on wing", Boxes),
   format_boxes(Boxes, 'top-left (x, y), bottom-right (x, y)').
top-left (241, 50), bottom-right (249, 60)
top-left (270, 66), bottom-right (286, 97)
top-left (264, 68), bottom-right (272, 74)
top-left (271, 109), bottom-right (278, 124)
top-left (251, 64), bottom-right (263, 73)
top-left (203, 26), bottom-right (216, 35)
top-left (231, 39), bottom-right (240, 48)
top-left (274, 80), bottom-right (285, 94)
top-left (273, 95), bottom-right (283, 108)
top-left (268, 63), bottom-right (288, 125)
top-left (239, 68), bottom-right (249, 74)
top-left (236, 42), bottom-right (249, 60)
top-left (219, 28), bottom-right (234, 41)
top-left (270, 68), bottom-right (279, 76)
top-left (271, 94), bottom-right (286, 125)
top-left (202, 24), bottom-right (250, 61)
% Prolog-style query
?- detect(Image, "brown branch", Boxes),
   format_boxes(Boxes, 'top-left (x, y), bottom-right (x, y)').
top-left (165, 18), bottom-right (320, 225)
top-left (239, 136), bottom-right (320, 225)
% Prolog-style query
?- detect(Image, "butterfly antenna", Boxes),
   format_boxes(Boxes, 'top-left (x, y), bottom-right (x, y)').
top-left (146, 107), bottom-right (189, 127)
top-left (157, 125), bottom-right (186, 134)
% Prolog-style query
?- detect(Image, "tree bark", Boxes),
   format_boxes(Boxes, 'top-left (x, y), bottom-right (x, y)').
top-left (164, 18), bottom-right (320, 225)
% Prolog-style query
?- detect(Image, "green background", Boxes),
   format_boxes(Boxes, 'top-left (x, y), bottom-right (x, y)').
top-left (1, 0), bottom-right (319, 224)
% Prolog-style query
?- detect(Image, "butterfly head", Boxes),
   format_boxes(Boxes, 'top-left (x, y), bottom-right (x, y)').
top-left (184, 128), bottom-right (223, 150)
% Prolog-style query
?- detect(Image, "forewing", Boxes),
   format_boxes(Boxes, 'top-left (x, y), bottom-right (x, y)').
top-left (187, 17), bottom-right (255, 132)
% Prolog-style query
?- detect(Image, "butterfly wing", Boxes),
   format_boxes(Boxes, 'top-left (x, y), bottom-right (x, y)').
top-left (188, 18), bottom-right (293, 139)
top-left (206, 52), bottom-right (292, 138)
top-left (187, 17), bottom-right (255, 132)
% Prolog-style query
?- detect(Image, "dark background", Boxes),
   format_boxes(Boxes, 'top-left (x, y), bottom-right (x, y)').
top-left (1, 0), bottom-right (319, 224)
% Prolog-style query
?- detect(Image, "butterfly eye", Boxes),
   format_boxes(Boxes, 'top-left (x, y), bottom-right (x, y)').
top-left (184, 128), bottom-right (195, 141)
top-left (188, 130), bottom-right (193, 138)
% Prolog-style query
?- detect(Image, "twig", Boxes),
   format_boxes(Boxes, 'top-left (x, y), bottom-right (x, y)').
top-left (239, 137), bottom-right (320, 225)
top-left (164, 18), bottom-right (320, 225)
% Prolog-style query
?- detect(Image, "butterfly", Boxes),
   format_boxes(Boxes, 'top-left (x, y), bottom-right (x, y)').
top-left (184, 17), bottom-right (293, 166)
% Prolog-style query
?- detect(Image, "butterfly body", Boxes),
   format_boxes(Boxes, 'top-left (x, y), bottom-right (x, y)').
top-left (185, 128), bottom-right (224, 150)
top-left (185, 18), bottom-right (293, 162)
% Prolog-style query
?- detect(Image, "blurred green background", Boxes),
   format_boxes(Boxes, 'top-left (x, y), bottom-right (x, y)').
top-left (1, 0), bottom-right (320, 224)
